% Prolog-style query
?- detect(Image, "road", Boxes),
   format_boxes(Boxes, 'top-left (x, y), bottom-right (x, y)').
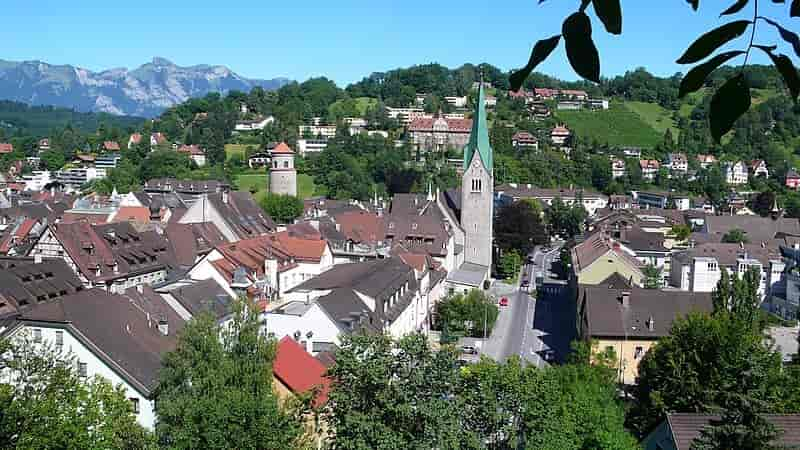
top-left (482, 243), bottom-right (573, 367)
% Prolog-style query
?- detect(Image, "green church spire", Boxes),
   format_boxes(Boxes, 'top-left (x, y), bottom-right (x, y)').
top-left (463, 81), bottom-right (493, 172)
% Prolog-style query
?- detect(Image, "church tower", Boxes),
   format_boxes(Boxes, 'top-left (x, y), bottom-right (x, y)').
top-left (460, 82), bottom-right (494, 273)
top-left (269, 142), bottom-right (297, 197)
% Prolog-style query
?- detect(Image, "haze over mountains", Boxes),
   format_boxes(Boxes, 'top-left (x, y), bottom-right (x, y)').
top-left (0, 57), bottom-right (289, 117)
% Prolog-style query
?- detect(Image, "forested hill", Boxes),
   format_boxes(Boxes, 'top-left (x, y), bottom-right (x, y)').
top-left (0, 100), bottom-right (144, 137)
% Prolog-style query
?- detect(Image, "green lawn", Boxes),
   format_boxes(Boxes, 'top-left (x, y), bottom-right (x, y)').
top-left (624, 101), bottom-right (679, 137)
top-left (555, 101), bottom-right (662, 147)
top-left (328, 97), bottom-right (378, 117)
top-left (224, 144), bottom-right (258, 161)
top-left (235, 170), bottom-right (317, 200)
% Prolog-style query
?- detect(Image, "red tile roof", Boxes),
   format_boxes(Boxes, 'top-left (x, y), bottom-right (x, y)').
top-left (112, 206), bottom-right (151, 224)
top-left (177, 144), bottom-right (204, 156)
top-left (407, 117), bottom-right (472, 133)
top-left (273, 336), bottom-right (330, 407)
top-left (551, 126), bottom-right (570, 136)
top-left (270, 142), bottom-right (294, 155)
top-left (0, 143), bottom-right (13, 153)
top-left (334, 210), bottom-right (384, 243)
top-left (103, 141), bottom-right (120, 151)
top-left (129, 133), bottom-right (142, 145)
top-left (60, 212), bottom-right (110, 224)
top-left (639, 159), bottom-right (661, 170)
top-left (212, 231), bottom-right (328, 281)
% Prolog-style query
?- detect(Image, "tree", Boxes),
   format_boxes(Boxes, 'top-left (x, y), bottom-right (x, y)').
top-left (39, 149), bottom-right (66, 171)
top-left (750, 191), bottom-right (777, 217)
top-left (722, 228), bottom-right (749, 244)
top-left (546, 197), bottom-right (587, 239)
top-left (260, 193), bottom-right (304, 224)
top-left (155, 301), bottom-right (306, 449)
top-left (691, 396), bottom-right (781, 450)
top-left (494, 200), bottom-right (549, 255)
top-left (326, 333), bottom-right (468, 450)
top-left (498, 249), bottom-right (523, 280)
top-left (0, 335), bottom-right (155, 449)
top-left (642, 264), bottom-right (663, 289)
top-left (138, 149), bottom-right (194, 182)
top-left (435, 290), bottom-right (498, 338)
top-left (671, 224), bottom-right (692, 242)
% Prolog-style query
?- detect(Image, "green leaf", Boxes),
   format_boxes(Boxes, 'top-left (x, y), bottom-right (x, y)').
top-left (676, 20), bottom-right (751, 64)
top-left (592, 0), bottom-right (622, 34)
top-left (755, 46), bottom-right (800, 101)
top-left (709, 73), bottom-right (750, 143)
top-left (679, 50), bottom-right (745, 97)
top-left (509, 35), bottom-right (562, 92)
top-left (762, 18), bottom-right (800, 58)
top-left (793, 0), bottom-right (800, 16)
top-left (720, 0), bottom-right (749, 16)
top-left (562, 12), bottom-right (601, 83)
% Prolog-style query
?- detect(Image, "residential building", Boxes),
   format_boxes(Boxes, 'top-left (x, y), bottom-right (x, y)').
top-left (55, 167), bottom-right (105, 190)
top-left (28, 221), bottom-right (174, 293)
top-left (578, 279), bottom-right (712, 383)
top-left (787, 169), bottom-right (800, 190)
top-left (95, 153), bottom-right (121, 172)
top-left (187, 231), bottom-right (333, 303)
top-left (697, 214), bottom-right (800, 245)
top-left (102, 141), bottom-right (120, 152)
top-left (495, 184), bottom-right (609, 217)
top-left (0, 257), bottom-right (84, 316)
top-left (750, 159), bottom-right (770, 178)
top-left (550, 125), bottom-right (571, 147)
top-left (0, 288), bottom-right (178, 429)
top-left (177, 145), bottom-right (206, 166)
top-left (622, 147), bottom-right (642, 158)
top-left (178, 191), bottom-right (276, 242)
top-left (21, 170), bottom-right (54, 192)
top-left (0, 143), bottom-right (13, 154)
top-left (642, 413), bottom-right (800, 450)
top-left (669, 242), bottom-right (783, 296)
top-left (570, 232), bottom-right (646, 286)
top-left (248, 152), bottom-right (270, 169)
top-left (37, 138), bottom-right (50, 152)
top-left (269, 142), bottom-right (297, 197)
top-left (724, 161), bottom-right (748, 185)
top-left (407, 116), bottom-right (472, 153)
top-left (695, 154), bottom-right (717, 169)
top-left (611, 159), bottom-right (626, 179)
top-left (385, 106), bottom-right (431, 124)
top-left (511, 131), bottom-right (539, 150)
top-left (444, 96), bottom-right (468, 108)
top-left (296, 138), bottom-right (328, 155)
top-left (299, 124), bottom-right (338, 140)
top-left (234, 115), bottom-right (275, 132)
top-left (665, 153), bottom-right (688, 174)
top-left (639, 159), bottom-right (660, 182)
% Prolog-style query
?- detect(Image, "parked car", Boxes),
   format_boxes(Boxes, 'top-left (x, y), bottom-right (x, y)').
top-left (461, 345), bottom-right (478, 355)
top-left (499, 297), bottom-right (509, 306)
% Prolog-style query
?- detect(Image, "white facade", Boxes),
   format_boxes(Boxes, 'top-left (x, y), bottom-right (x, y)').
top-left (296, 139), bottom-right (328, 155)
top-left (262, 302), bottom-right (342, 354)
top-left (611, 159), bottom-right (626, 179)
top-left (385, 107), bottom-right (431, 124)
top-left (725, 162), bottom-right (749, 185)
top-left (298, 124), bottom-right (337, 139)
top-left (21, 170), bottom-right (53, 191)
top-left (5, 325), bottom-right (156, 429)
top-left (234, 116), bottom-right (275, 132)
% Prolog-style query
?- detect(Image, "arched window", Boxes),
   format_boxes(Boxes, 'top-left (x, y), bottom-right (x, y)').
top-left (471, 178), bottom-right (482, 192)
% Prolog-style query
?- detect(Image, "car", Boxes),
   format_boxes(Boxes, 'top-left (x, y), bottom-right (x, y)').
top-left (499, 297), bottom-right (509, 306)
top-left (521, 279), bottom-right (530, 288)
top-left (461, 345), bottom-right (478, 355)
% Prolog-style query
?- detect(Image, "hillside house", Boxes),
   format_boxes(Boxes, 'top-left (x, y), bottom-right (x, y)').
top-left (724, 161), bottom-right (748, 185)
top-left (639, 159), bottom-right (660, 182)
top-left (511, 131), bottom-right (538, 150)
top-left (750, 159), bottom-right (769, 178)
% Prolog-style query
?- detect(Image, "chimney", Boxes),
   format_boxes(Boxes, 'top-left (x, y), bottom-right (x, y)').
top-left (157, 318), bottom-right (169, 336)
top-left (620, 291), bottom-right (630, 308)
top-left (647, 316), bottom-right (655, 331)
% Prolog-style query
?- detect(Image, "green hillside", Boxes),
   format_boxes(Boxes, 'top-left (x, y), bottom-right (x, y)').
top-left (555, 101), bottom-right (662, 148)
top-left (235, 170), bottom-right (317, 200)
top-left (0, 100), bottom-right (144, 137)
top-left (624, 101), bottom-right (678, 137)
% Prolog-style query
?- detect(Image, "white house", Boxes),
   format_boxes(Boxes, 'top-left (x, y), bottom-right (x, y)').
top-left (0, 288), bottom-right (177, 430)
top-left (296, 139), bottom-right (328, 155)
top-left (495, 184), bottom-right (608, 217)
top-left (234, 116), bottom-right (275, 132)
top-left (639, 159), bottom-right (660, 182)
top-left (725, 161), bottom-right (749, 185)
top-left (665, 153), bottom-right (688, 174)
top-left (750, 159), bottom-right (769, 178)
top-left (611, 159), bottom-right (626, 179)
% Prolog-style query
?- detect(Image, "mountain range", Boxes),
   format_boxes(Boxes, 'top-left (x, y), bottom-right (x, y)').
top-left (0, 57), bottom-right (289, 117)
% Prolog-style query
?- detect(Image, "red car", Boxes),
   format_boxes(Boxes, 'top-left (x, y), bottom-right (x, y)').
top-left (499, 297), bottom-right (509, 306)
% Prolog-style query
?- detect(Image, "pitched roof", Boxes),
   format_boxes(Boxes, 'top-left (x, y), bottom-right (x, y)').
top-left (177, 144), bottom-right (204, 155)
top-left (102, 141), bottom-right (120, 151)
top-left (703, 215), bottom-right (800, 243)
top-left (269, 142), bottom-right (294, 154)
top-left (673, 242), bottom-right (778, 268)
top-left (0, 257), bottom-right (84, 317)
top-left (15, 288), bottom-right (177, 393)
top-left (211, 231), bottom-right (328, 281)
top-left (407, 117), bottom-right (472, 133)
top-left (640, 159), bottom-right (660, 170)
top-left (156, 278), bottom-right (235, 321)
top-left (333, 210), bottom-right (384, 243)
top-left (206, 192), bottom-right (276, 239)
top-left (0, 143), bottom-right (13, 153)
top-left (512, 131), bottom-right (537, 142)
top-left (290, 257), bottom-right (415, 302)
top-left (111, 206), bottom-right (152, 224)
top-left (581, 284), bottom-right (712, 339)
top-left (463, 84), bottom-right (493, 171)
top-left (273, 336), bottom-right (330, 407)
top-left (664, 413), bottom-right (800, 450)
top-left (164, 222), bottom-right (227, 267)
top-left (571, 232), bottom-right (644, 274)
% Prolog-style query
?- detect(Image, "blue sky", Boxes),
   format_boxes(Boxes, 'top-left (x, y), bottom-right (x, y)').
top-left (1, 0), bottom-right (794, 85)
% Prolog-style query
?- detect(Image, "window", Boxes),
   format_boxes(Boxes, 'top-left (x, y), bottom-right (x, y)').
top-left (470, 178), bottom-right (482, 192)
top-left (33, 328), bottom-right (42, 343)
top-left (78, 362), bottom-right (88, 378)
top-left (634, 346), bottom-right (644, 359)
top-left (707, 262), bottom-right (718, 271)
top-left (129, 398), bottom-right (140, 414)
top-left (283, 161), bottom-right (289, 168)
top-left (55, 330), bottom-right (63, 349)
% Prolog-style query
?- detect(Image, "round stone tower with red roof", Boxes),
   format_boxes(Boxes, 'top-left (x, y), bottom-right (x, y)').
top-left (269, 142), bottom-right (297, 197)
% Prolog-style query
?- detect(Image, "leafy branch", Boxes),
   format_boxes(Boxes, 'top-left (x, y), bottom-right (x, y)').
top-left (511, 0), bottom-right (800, 143)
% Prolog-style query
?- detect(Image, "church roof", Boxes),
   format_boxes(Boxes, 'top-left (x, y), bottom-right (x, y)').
top-left (463, 83), bottom-right (493, 172)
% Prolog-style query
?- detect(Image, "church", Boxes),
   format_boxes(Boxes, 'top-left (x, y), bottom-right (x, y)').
top-left (437, 83), bottom-right (495, 293)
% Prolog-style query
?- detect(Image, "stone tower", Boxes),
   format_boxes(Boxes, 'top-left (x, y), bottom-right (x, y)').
top-left (269, 142), bottom-right (297, 197)
top-left (460, 82), bottom-right (494, 273)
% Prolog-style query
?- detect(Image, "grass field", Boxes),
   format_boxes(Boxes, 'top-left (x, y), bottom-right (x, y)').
top-left (328, 97), bottom-right (378, 117)
top-left (224, 143), bottom-right (258, 161)
top-left (555, 101), bottom-right (662, 147)
top-left (235, 170), bottom-right (317, 200)
top-left (624, 101), bottom-right (679, 137)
